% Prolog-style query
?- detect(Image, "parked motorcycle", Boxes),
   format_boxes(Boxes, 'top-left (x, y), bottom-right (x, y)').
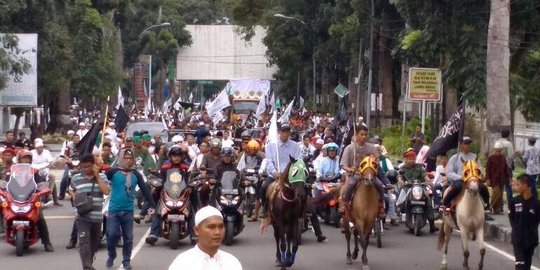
top-left (215, 170), bottom-right (244, 246)
top-left (399, 180), bottom-right (429, 236)
top-left (149, 168), bottom-right (193, 249)
top-left (0, 164), bottom-right (51, 256)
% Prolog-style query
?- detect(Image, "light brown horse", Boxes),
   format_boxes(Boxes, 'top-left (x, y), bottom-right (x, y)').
top-left (342, 156), bottom-right (380, 270)
top-left (437, 159), bottom-right (486, 270)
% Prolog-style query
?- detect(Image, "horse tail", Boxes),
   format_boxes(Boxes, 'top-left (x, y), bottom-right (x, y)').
top-left (437, 222), bottom-right (445, 251)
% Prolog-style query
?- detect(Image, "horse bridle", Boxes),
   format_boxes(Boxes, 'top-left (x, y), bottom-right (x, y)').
top-left (358, 158), bottom-right (378, 186)
top-left (465, 178), bottom-right (480, 196)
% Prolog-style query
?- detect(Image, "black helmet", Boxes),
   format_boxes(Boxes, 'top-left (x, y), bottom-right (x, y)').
top-left (241, 130), bottom-right (252, 139)
top-left (221, 147), bottom-right (235, 157)
top-left (386, 170), bottom-right (398, 184)
top-left (168, 145), bottom-right (186, 157)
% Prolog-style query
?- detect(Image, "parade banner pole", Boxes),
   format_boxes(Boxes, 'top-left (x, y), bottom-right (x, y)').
top-left (99, 96), bottom-right (111, 151)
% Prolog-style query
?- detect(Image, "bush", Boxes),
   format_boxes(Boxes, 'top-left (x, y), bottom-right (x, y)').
top-left (378, 117), bottom-right (432, 158)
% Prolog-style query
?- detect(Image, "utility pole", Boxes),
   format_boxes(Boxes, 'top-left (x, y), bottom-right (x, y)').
top-left (366, 0), bottom-right (375, 128)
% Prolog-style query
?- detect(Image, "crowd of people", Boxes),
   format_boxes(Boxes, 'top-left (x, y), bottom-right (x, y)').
top-left (1, 104), bottom-right (540, 270)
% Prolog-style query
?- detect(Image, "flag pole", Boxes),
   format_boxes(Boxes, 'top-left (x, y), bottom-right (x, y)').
top-left (99, 96), bottom-right (111, 151)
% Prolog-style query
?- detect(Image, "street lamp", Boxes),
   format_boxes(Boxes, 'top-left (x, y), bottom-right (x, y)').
top-left (138, 22), bottom-right (171, 107)
top-left (273, 13), bottom-right (316, 111)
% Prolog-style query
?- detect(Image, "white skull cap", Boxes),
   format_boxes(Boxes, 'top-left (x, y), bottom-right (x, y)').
top-left (194, 206), bottom-right (223, 227)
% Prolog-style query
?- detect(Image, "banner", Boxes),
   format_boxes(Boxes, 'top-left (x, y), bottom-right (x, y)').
top-left (425, 105), bottom-right (465, 159)
top-left (114, 105), bottom-right (129, 133)
top-left (0, 33), bottom-right (38, 106)
top-left (255, 93), bottom-right (267, 120)
top-left (116, 86), bottom-right (124, 109)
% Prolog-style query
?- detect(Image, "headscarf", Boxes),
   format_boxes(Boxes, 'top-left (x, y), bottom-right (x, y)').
top-left (115, 148), bottom-right (136, 193)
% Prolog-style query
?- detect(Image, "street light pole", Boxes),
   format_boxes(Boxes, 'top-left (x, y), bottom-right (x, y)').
top-left (139, 22), bottom-right (171, 105)
top-left (273, 14), bottom-right (316, 111)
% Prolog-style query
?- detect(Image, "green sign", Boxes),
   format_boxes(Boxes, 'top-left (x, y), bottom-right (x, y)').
top-left (334, 84), bottom-right (349, 98)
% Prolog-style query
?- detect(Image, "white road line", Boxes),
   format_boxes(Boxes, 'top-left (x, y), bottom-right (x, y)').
top-left (117, 228), bottom-right (150, 270)
top-left (484, 242), bottom-right (540, 270)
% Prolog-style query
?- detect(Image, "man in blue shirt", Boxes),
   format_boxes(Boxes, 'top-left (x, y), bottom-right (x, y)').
top-left (104, 148), bottom-right (155, 270)
top-left (259, 123), bottom-right (303, 231)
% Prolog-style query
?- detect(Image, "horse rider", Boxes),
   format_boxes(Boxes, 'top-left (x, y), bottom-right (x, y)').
top-left (339, 124), bottom-right (384, 217)
top-left (260, 123), bottom-right (303, 231)
top-left (237, 140), bottom-right (265, 221)
top-left (145, 145), bottom-right (191, 246)
top-left (398, 149), bottom-right (439, 233)
top-left (440, 136), bottom-right (490, 212)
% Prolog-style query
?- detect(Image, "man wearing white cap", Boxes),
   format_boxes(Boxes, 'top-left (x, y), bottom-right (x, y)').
top-left (76, 122), bottom-right (89, 138)
top-left (31, 139), bottom-right (61, 206)
top-left (168, 206), bottom-right (242, 270)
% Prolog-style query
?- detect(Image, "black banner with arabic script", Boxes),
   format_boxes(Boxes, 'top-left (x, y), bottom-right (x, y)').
top-left (426, 104), bottom-right (465, 160)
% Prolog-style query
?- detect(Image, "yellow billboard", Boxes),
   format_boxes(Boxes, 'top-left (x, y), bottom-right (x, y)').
top-left (407, 68), bottom-right (442, 101)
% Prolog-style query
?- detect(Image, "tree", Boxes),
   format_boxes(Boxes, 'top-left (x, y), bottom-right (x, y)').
top-left (485, 0), bottom-right (511, 153)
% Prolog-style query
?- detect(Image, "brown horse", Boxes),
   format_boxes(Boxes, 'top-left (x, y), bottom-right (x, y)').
top-left (266, 157), bottom-right (308, 270)
top-left (342, 156), bottom-right (380, 270)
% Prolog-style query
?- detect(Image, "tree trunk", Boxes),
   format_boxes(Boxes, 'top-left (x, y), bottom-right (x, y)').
top-left (485, 0), bottom-right (511, 154)
top-left (377, 23), bottom-right (394, 123)
top-left (13, 114), bottom-right (21, 136)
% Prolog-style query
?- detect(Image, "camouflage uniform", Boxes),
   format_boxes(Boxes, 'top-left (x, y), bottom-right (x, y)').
top-left (400, 164), bottom-right (435, 221)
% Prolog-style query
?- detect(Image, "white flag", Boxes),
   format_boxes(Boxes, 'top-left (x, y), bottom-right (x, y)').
top-left (266, 110), bottom-right (278, 145)
top-left (189, 92), bottom-right (193, 103)
top-left (162, 98), bottom-right (172, 113)
top-left (116, 86), bottom-right (124, 109)
top-left (299, 96), bottom-right (304, 109)
top-left (255, 94), bottom-right (267, 120)
top-left (270, 93), bottom-right (276, 111)
top-left (212, 111), bottom-right (224, 126)
top-left (173, 96), bottom-right (182, 111)
top-left (145, 98), bottom-right (151, 119)
top-left (207, 88), bottom-right (230, 117)
top-left (278, 98), bottom-right (295, 124)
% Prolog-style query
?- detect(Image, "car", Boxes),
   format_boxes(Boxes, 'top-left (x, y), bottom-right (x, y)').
top-left (126, 122), bottom-right (169, 142)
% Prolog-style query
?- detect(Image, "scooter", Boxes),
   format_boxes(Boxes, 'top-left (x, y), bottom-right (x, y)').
top-left (241, 168), bottom-right (260, 218)
top-left (0, 164), bottom-right (51, 256)
top-left (149, 168), bottom-right (193, 250)
top-left (215, 170), bottom-right (244, 246)
top-left (399, 180), bottom-right (429, 236)
top-left (316, 173), bottom-right (341, 228)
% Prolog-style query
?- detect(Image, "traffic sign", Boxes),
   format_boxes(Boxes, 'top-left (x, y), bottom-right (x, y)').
top-left (407, 68), bottom-right (442, 102)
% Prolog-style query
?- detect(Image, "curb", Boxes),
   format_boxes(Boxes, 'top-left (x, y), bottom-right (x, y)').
top-left (484, 218), bottom-right (540, 259)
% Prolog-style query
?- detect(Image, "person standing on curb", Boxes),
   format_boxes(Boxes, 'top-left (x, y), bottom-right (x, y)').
top-left (520, 137), bottom-right (539, 200)
top-left (496, 129), bottom-right (515, 207)
top-left (509, 174), bottom-right (540, 270)
top-left (69, 154), bottom-right (110, 270)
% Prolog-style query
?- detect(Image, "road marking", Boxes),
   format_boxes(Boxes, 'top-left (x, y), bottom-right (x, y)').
top-left (117, 228), bottom-right (150, 270)
top-left (44, 215), bottom-right (74, 220)
top-left (484, 242), bottom-right (540, 270)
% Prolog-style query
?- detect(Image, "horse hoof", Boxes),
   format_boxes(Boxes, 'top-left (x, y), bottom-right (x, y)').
top-left (352, 251), bottom-right (359, 260)
top-left (346, 257), bottom-right (353, 265)
top-left (362, 265), bottom-right (370, 270)
top-left (440, 263), bottom-right (447, 270)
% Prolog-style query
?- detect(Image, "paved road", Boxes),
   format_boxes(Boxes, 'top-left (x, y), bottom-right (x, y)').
top-left (1, 170), bottom-right (539, 269)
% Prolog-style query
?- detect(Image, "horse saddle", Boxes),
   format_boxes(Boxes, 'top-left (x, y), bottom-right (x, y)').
top-left (266, 181), bottom-right (280, 212)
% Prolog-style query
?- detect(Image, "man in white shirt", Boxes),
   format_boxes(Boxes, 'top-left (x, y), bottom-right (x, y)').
top-left (189, 142), bottom-right (209, 172)
top-left (168, 206), bottom-right (242, 270)
top-left (76, 122), bottom-right (89, 138)
top-left (31, 139), bottom-right (61, 206)
top-left (221, 130), bottom-right (235, 148)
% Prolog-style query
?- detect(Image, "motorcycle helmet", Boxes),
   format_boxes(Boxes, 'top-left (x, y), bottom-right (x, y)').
top-left (241, 130), bottom-right (252, 141)
top-left (168, 145), bottom-right (187, 157)
top-left (325, 142), bottom-right (339, 153)
top-left (17, 149), bottom-right (32, 160)
top-left (246, 140), bottom-right (260, 152)
top-left (210, 138), bottom-right (222, 149)
top-left (386, 170), bottom-right (398, 184)
top-left (221, 147), bottom-right (235, 157)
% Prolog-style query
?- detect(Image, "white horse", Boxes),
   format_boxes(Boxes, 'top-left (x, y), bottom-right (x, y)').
top-left (437, 160), bottom-right (486, 270)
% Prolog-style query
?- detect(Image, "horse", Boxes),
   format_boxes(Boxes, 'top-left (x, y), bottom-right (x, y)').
top-left (266, 156), bottom-right (309, 270)
top-left (342, 156), bottom-right (380, 270)
top-left (437, 159), bottom-right (486, 270)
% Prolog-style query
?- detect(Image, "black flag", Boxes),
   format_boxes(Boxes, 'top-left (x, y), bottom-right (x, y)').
top-left (115, 105), bottom-right (129, 133)
top-left (76, 120), bottom-right (104, 155)
top-left (425, 105), bottom-right (465, 162)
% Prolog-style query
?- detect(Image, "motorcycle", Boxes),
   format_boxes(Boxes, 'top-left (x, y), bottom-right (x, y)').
top-left (398, 180), bottom-right (429, 236)
top-left (149, 168), bottom-right (193, 250)
top-left (215, 170), bottom-right (244, 246)
top-left (0, 164), bottom-right (51, 256)
top-left (316, 173), bottom-right (341, 228)
top-left (241, 168), bottom-right (260, 218)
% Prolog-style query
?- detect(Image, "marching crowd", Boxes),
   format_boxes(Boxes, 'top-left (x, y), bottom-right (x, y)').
top-left (1, 106), bottom-right (540, 270)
